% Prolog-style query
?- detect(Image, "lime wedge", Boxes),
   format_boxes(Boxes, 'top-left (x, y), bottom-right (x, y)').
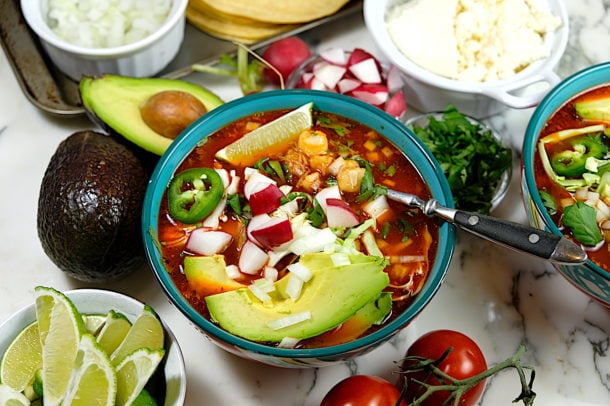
top-left (62, 334), bottom-right (117, 406)
top-left (96, 310), bottom-right (132, 355)
top-left (131, 388), bottom-right (158, 406)
top-left (0, 383), bottom-right (31, 406)
top-left (84, 314), bottom-right (107, 336)
top-left (115, 348), bottom-right (164, 406)
top-left (0, 322), bottom-right (42, 392)
top-left (215, 102), bottom-right (313, 166)
top-left (34, 286), bottom-right (85, 406)
top-left (110, 306), bottom-right (164, 366)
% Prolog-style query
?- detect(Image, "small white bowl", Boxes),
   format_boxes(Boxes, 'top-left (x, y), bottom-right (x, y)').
top-left (0, 288), bottom-right (186, 405)
top-left (364, 0), bottom-right (569, 118)
top-left (20, 0), bottom-right (188, 81)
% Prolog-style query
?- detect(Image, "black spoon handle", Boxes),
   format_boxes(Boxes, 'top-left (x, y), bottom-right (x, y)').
top-left (452, 210), bottom-right (586, 265)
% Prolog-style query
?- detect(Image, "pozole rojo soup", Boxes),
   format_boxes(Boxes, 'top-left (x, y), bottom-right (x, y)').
top-left (157, 103), bottom-right (440, 348)
top-left (535, 85), bottom-right (610, 273)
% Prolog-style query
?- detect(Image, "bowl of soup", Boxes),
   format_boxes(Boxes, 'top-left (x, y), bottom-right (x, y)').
top-left (522, 62), bottom-right (610, 307)
top-left (142, 89), bottom-right (456, 367)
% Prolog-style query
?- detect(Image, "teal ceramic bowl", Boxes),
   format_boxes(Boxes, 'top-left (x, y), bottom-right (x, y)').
top-left (142, 90), bottom-right (456, 367)
top-left (522, 62), bottom-right (610, 307)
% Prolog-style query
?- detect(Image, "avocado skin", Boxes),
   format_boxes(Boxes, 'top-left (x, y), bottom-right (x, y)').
top-left (37, 130), bottom-right (148, 282)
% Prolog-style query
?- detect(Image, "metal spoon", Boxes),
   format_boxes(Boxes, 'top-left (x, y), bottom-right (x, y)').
top-left (386, 189), bottom-right (587, 265)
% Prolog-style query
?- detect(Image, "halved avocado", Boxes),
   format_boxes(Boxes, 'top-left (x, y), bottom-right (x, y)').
top-left (80, 75), bottom-right (224, 155)
top-left (205, 253), bottom-right (390, 343)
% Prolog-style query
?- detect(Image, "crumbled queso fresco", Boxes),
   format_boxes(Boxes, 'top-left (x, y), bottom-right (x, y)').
top-left (46, 0), bottom-right (172, 49)
top-left (387, 0), bottom-right (562, 82)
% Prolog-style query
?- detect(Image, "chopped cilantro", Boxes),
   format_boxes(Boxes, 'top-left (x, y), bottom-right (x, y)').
top-left (410, 105), bottom-right (512, 214)
top-left (562, 201), bottom-right (603, 246)
top-left (539, 189), bottom-right (557, 216)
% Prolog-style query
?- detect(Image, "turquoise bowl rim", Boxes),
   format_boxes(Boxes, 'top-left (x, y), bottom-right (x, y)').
top-left (142, 89), bottom-right (456, 361)
top-left (523, 62), bottom-right (610, 286)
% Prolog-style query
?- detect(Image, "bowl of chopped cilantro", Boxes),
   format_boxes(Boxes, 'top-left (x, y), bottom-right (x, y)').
top-left (405, 106), bottom-right (513, 215)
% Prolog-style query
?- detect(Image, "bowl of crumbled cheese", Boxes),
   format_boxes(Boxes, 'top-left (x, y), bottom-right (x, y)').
top-left (21, 0), bottom-right (188, 81)
top-left (364, 0), bottom-right (568, 118)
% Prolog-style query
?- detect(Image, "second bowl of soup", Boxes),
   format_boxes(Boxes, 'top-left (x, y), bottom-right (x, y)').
top-left (142, 90), bottom-right (455, 367)
top-left (522, 62), bottom-right (610, 307)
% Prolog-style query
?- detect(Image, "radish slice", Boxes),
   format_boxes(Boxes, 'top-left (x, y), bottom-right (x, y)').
top-left (320, 47), bottom-right (348, 65)
top-left (350, 83), bottom-right (389, 106)
top-left (325, 198), bottom-right (360, 228)
top-left (248, 183), bottom-right (285, 215)
top-left (186, 229), bottom-right (232, 256)
top-left (314, 185), bottom-right (341, 214)
top-left (313, 62), bottom-right (347, 89)
top-left (337, 78), bottom-right (362, 94)
top-left (239, 241), bottom-right (268, 275)
top-left (244, 171), bottom-right (276, 199)
top-left (346, 48), bottom-right (379, 67)
top-left (386, 65), bottom-right (403, 93)
top-left (250, 217), bottom-right (294, 250)
top-left (349, 58), bottom-right (382, 84)
top-left (202, 196), bottom-right (227, 229)
top-left (385, 90), bottom-right (407, 118)
top-left (246, 214), bottom-right (272, 244)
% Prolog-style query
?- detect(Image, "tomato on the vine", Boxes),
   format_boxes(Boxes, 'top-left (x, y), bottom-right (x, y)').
top-left (398, 330), bottom-right (487, 406)
top-left (321, 375), bottom-right (408, 406)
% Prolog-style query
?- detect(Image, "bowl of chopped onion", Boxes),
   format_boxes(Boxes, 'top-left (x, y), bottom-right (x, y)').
top-left (20, 0), bottom-right (188, 81)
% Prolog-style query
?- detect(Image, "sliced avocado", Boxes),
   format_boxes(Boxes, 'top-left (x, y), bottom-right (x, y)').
top-left (205, 253), bottom-right (389, 343)
top-left (80, 75), bottom-right (224, 155)
top-left (184, 255), bottom-right (246, 296)
top-left (574, 95), bottom-right (610, 122)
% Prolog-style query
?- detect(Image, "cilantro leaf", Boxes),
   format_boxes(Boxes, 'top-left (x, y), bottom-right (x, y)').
top-left (562, 201), bottom-right (603, 246)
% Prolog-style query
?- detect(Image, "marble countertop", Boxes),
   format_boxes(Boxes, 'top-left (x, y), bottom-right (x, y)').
top-left (1, 1), bottom-right (609, 405)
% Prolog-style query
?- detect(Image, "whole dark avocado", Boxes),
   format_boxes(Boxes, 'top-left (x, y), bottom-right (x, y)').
top-left (37, 130), bottom-right (149, 282)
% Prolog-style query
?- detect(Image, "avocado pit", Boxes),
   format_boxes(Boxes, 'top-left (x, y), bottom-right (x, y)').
top-left (140, 90), bottom-right (208, 139)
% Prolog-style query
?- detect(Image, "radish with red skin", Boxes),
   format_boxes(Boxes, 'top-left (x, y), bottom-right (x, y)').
top-left (349, 58), bottom-right (383, 84)
top-left (248, 183), bottom-right (285, 215)
top-left (350, 83), bottom-right (389, 106)
top-left (262, 36), bottom-right (312, 86)
top-left (325, 198), bottom-right (360, 228)
top-left (239, 240), bottom-right (269, 275)
top-left (385, 90), bottom-right (407, 118)
top-left (244, 171), bottom-right (276, 199)
top-left (313, 62), bottom-right (347, 89)
top-left (314, 185), bottom-right (342, 214)
top-left (250, 217), bottom-right (294, 250)
top-left (186, 229), bottom-right (233, 256)
top-left (320, 47), bottom-right (348, 65)
top-left (247, 214), bottom-right (272, 244)
top-left (337, 78), bottom-right (361, 94)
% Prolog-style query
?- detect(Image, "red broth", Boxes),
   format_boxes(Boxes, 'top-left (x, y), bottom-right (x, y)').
top-left (157, 108), bottom-right (440, 348)
top-left (535, 85), bottom-right (610, 273)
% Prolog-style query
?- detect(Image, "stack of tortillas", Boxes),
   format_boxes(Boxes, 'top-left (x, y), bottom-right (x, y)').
top-left (186, 0), bottom-right (352, 43)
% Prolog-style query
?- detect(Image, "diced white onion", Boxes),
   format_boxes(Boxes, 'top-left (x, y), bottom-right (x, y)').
top-left (263, 266), bottom-right (279, 282)
top-left (285, 274), bottom-right (304, 301)
top-left (225, 264), bottom-right (241, 280)
top-left (277, 337), bottom-right (301, 348)
top-left (266, 311), bottom-right (311, 330)
top-left (389, 255), bottom-right (426, 264)
top-left (330, 252), bottom-right (351, 266)
top-left (248, 284), bottom-right (272, 304)
top-left (287, 262), bottom-right (313, 282)
top-left (363, 194), bottom-right (390, 219)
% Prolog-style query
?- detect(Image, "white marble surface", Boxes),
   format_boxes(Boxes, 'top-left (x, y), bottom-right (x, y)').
top-left (1, 1), bottom-right (609, 405)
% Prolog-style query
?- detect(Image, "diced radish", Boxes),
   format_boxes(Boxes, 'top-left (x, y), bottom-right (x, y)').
top-left (349, 58), bottom-right (382, 84)
top-left (186, 229), bottom-right (232, 256)
top-left (249, 183), bottom-right (285, 215)
top-left (250, 217), bottom-right (294, 250)
top-left (246, 214), bottom-right (272, 243)
top-left (202, 196), bottom-right (227, 229)
top-left (320, 47), bottom-right (348, 65)
top-left (313, 62), bottom-right (347, 89)
top-left (244, 171), bottom-right (276, 199)
top-left (308, 76), bottom-right (328, 91)
top-left (239, 241), bottom-right (268, 275)
top-left (325, 198), bottom-right (360, 228)
top-left (314, 185), bottom-right (341, 214)
top-left (350, 83), bottom-right (389, 106)
top-left (302, 72), bottom-right (314, 84)
top-left (386, 65), bottom-right (403, 93)
top-left (244, 167), bottom-right (259, 180)
top-left (346, 48), bottom-right (379, 67)
top-left (337, 78), bottom-right (362, 94)
top-left (214, 168), bottom-right (230, 189)
top-left (384, 90), bottom-right (407, 118)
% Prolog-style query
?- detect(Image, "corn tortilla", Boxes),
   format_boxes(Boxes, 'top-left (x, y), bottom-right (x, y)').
top-left (197, 0), bottom-right (352, 24)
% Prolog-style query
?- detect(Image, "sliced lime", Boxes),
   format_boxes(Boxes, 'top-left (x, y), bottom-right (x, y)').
top-left (84, 314), bottom-right (107, 336)
top-left (0, 321), bottom-right (42, 392)
top-left (115, 348), bottom-right (165, 406)
top-left (110, 306), bottom-right (164, 366)
top-left (34, 286), bottom-right (85, 406)
top-left (62, 334), bottom-right (116, 406)
top-left (0, 383), bottom-right (31, 406)
top-left (96, 310), bottom-right (132, 355)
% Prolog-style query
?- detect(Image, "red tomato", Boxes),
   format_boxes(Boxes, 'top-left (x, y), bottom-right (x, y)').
top-left (262, 36), bottom-right (312, 85)
top-left (399, 330), bottom-right (487, 406)
top-left (321, 375), bottom-right (407, 406)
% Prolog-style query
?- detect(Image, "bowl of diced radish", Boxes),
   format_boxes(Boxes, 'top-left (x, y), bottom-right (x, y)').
top-left (286, 47), bottom-right (407, 120)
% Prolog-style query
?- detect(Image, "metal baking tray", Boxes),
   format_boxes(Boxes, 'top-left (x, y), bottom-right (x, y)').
top-left (0, 0), bottom-right (363, 117)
